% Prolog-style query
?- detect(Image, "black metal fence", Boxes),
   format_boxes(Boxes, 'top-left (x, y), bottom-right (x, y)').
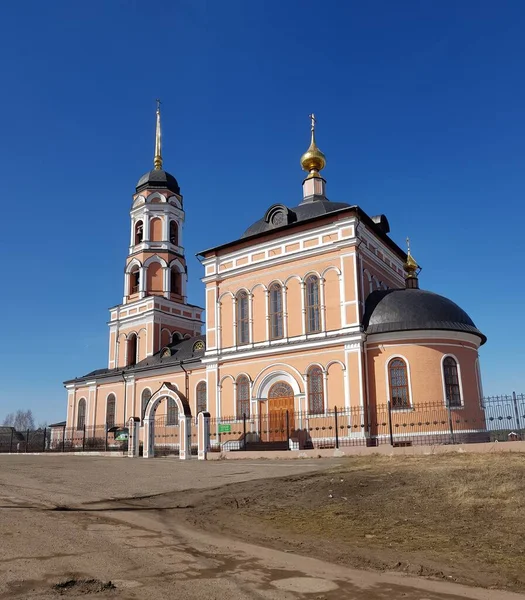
top-left (0, 424), bottom-right (129, 454)
top-left (2, 394), bottom-right (525, 454)
top-left (208, 394), bottom-right (525, 451)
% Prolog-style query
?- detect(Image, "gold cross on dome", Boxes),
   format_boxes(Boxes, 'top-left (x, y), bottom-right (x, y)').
top-left (309, 113), bottom-right (316, 133)
top-left (156, 98), bottom-right (162, 111)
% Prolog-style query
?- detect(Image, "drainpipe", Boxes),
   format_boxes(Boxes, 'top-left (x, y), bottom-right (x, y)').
top-left (121, 371), bottom-right (127, 426)
top-left (179, 362), bottom-right (190, 402)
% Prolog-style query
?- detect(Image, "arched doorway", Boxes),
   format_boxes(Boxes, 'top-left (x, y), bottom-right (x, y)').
top-left (267, 381), bottom-right (295, 442)
top-left (143, 382), bottom-right (193, 459)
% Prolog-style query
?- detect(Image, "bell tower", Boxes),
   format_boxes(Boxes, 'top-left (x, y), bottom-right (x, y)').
top-left (107, 102), bottom-right (203, 369)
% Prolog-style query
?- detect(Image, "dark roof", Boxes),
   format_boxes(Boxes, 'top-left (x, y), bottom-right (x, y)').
top-left (363, 288), bottom-right (486, 344)
top-left (136, 169), bottom-right (180, 194)
top-left (48, 421), bottom-right (66, 428)
top-left (242, 199), bottom-right (350, 238)
top-left (65, 335), bottom-right (206, 384)
top-left (198, 204), bottom-right (407, 261)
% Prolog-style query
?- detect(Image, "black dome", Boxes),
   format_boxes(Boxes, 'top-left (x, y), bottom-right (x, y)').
top-left (363, 288), bottom-right (486, 344)
top-left (242, 199), bottom-right (350, 238)
top-left (136, 169), bottom-right (180, 194)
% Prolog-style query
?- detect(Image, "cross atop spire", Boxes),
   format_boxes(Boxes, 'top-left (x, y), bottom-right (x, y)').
top-left (154, 99), bottom-right (163, 170)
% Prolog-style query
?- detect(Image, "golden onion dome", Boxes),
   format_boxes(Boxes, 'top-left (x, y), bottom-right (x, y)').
top-left (301, 114), bottom-right (326, 176)
top-left (404, 237), bottom-right (419, 277)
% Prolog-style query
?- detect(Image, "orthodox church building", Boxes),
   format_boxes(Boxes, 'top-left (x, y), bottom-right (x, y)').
top-left (64, 106), bottom-right (486, 451)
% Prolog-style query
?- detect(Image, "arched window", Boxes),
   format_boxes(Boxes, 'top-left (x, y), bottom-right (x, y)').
top-left (236, 375), bottom-right (250, 419)
top-left (236, 291), bottom-right (249, 345)
top-left (307, 366), bottom-right (324, 414)
top-left (141, 388), bottom-right (151, 423)
top-left (127, 333), bottom-right (137, 366)
top-left (134, 220), bottom-right (144, 245)
top-left (196, 382), bottom-right (207, 414)
top-left (269, 381), bottom-right (294, 398)
top-left (76, 398), bottom-right (86, 431)
top-left (171, 267), bottom-right (181, 296)
top-left (269, 283), bottom-right (283, 340)
top-left (388, 358), bottom-right (410, 409)
top-left (171, 331), bottom-right (182, 344)
top-left (169, 220), bottom-right (178, 245)
top-left (305, 275), bottom-right (320, 333)
top-left (443, 357), bottom-right (462, 407)
top-left (129, 266), bottom-right (140, 295)
top-left (166, 398), bottom-right (179, 426)
top-left (106, 394), bottom-right (116, 428)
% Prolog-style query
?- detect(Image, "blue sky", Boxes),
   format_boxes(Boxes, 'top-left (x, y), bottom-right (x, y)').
top-left (0, 0), bottom-right (524, 423)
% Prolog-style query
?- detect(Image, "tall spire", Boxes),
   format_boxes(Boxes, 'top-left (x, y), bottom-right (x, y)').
top-left (404, 237), bottom-right (420, 289)
top-left (154, 99), bottom-right (163, 170)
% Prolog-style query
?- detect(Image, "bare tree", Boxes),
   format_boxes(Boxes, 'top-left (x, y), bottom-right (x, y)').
top-left (2, 413), bottom-right (14, 426)
top-left (3, 410), bottom-right (35, 431)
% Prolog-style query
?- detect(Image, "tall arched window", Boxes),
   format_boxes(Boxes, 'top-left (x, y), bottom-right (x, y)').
top-left (236, 375), bottom-right (250, 419)
top-left (127, 333), bottom-right (137, 366)
top-left (269, 283), bottom-right (283, 340)
top-left (236, 291), bottom-right (249, 345)
top-left (196, 382), bottom-right (207, 414)
top-left (305, 275), bottom-right (320, 333)
top-left (141, 388), bottom-right (151, 423)
top-left (166, 398), bottom-right (179, 426)
top-left (77, 398), bottom-right (86, 431)
top-left (171, 267), bottom-right (181, 295)
top-left (129, 266), bottom-right (140, 295)
top-left (170, 220), bottom-right (178, 245)
top-left (443, 357), bottom-right (462, 407)
top-left (134, 220), bottom-right (144, 245)
top-left (307, 366), bottom-right (324, 414)
top-left (171, 331), bottom-right (182, 344)
top-left (106, 394), bottom-right (116, 428)
top-left (388, 358), bottom-right (410, 409)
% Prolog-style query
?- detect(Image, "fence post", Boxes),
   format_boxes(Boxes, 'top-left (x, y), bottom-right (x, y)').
top-left (105, 426), bottom-right (108, 452)
top-left (286, 410), bottom-right (290, 449)
top-left (447, 402), bottom-right (455, 444)
top-left (512, 391), bottom-right (521, 433)
top-left (82, 425), bottom-right (86, 452)
top-left (387, 401), bottom-right (394, 446)
top-left (42, 428), bottom-right (47, 453)
top-left (243, 413), bottom-right (247, 451)
top-left (26, 429), bottom-right (30, 453)
top-left (334, 406), bottom-right (339, 449)
top-left (62, 425), bottom-right (66, 452)
top-left (9, 428), bottom-right (13, 453)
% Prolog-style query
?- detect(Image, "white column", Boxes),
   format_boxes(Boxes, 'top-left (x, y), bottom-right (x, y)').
top-left (300, 281), bottom-right (306, 335)
top-left (320, 277), bottom-right (326, 333)
top-left (282, 285), bottom-right (288, 339)
top-left (343, 368), bottom-right (350, 410)
top-left (139, 266), bottom-right (146, 299)
top-left (142, 416), bottom-right (154, 458)
top-left (248, 293), bottom-right (254, 345)
top-left (144, 212), bottom-right (150, 241)
top-left (163, 267), bottom-right (170, 299)
top-left (217, 300), bottom-right (222, 351)
top-left (338, 273), bottom-right (345, 329)
top-left (129, 219), bottom-right (135, 247)
top-left (322, 370), bottom-right (328, 414)
top-left (265, 289), bottom-right (270, 341)
top-left (233, 298), bottom-right (238, 348)
top-left (162, 216), bottom-right (168, 241)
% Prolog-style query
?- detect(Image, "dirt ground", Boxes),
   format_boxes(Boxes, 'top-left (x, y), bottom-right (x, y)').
top-left (1, 454), bottom-right (525, 600)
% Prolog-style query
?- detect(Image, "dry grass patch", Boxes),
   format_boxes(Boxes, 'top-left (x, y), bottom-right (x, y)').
top-left (185, 453), bottom-right (525, 591)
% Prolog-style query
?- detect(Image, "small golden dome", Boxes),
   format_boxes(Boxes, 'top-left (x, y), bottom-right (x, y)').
top-left (404, 237), bottom-right (419, 277)
top-left (301, 113), bottom-right (326, 177)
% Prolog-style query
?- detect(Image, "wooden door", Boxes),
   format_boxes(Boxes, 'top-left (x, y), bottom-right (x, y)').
top-left (267, 381), bottom-right (295, 442)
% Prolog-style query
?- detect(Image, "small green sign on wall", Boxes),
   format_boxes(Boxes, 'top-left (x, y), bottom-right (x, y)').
top-left (218, 423), bottom-right (231, 433)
